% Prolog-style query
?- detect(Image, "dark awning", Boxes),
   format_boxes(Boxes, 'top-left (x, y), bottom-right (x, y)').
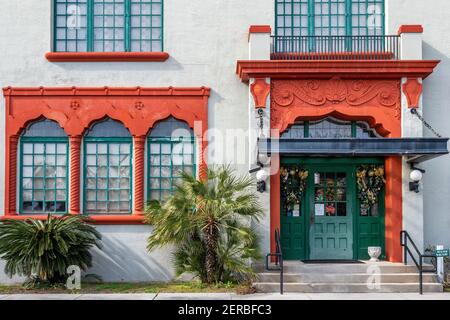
top-left (258, 138), bottom-right (449, 163)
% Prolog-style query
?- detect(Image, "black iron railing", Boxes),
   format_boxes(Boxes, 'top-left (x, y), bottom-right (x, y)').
top-left (400, 230), bottom-right (437, 294)
top-left (265, 228), bottom-right (284, 295)
top-left (271, 35), bottom-right (400, 60)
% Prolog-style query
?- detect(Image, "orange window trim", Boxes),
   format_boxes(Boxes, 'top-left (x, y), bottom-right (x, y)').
top-left (45, 52), bottom-right (170, 62)
top-left (2, 86), bottom-right (210, 224)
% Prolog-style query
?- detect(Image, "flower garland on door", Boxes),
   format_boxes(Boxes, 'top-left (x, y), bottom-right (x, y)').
top-left (356, 165), bottom-right (386, 210)
top-left (280, 166), bottom-right (309, 213)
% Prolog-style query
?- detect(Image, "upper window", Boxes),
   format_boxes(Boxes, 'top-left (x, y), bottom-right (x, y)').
top-left (148, 117), bottom-right (196, 202)
top-left (275, 0), bottom-right (384, 37)
top-left (84, 118), bottom-right (133, 214)
top-left (54, 0), bottom-right (163, 52)
top-left (20, 120), bottom-right (69, 214)
top-left (281, 118), bottom-right (380, 139)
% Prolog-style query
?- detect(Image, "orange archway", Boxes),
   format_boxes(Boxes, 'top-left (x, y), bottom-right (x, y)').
top-left (269, 78), bottom-right (403, 262)
top-left (3, 86), bottom-right (210, 223)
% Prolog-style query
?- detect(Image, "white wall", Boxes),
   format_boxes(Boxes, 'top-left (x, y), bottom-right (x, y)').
top-left (387, 0), bottom-right (450, 251)
top-left (1, 0), bottom-right (449, 283)
top-left (0, 0), bottom-right (273, 283)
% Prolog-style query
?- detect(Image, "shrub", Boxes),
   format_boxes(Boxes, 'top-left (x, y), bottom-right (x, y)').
top-left (146, 166), bottom-right (263, 284)
top-left (0, 214), bottom-right (102, 286)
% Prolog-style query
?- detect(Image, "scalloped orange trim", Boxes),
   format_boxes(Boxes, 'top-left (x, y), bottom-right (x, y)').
top-left (3, 86), bottom-right (210, 223)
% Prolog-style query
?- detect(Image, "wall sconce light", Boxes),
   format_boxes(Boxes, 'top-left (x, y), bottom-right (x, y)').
top-left (256, 169), bottom-right (268, 193)
top-left (409, 167), bottom-right (425, 193)
top-left (258, 152), bottom-right (271, 167)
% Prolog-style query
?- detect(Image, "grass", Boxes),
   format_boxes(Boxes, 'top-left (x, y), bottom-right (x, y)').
top-left (0, 281), bottom-right (255, 295)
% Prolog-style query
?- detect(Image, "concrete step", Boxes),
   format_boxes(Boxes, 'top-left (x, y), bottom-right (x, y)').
top-left (253, 263), bottom-right (434, 274)
top-left (257, 272), bottom-right (438, 284)
top-left (253, 282), bottom-right (443, 293)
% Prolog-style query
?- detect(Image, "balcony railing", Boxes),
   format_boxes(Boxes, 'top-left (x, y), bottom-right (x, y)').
top-left (271, 35), bottom-right (400, 60)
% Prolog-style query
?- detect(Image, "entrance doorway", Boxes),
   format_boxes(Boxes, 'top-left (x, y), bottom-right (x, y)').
top-left (280, 158), bottom-right (385, 261)
top-left (309, 167), bottom-right (353, 260)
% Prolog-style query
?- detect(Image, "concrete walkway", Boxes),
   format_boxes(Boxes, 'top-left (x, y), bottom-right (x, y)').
top-left (0, 292), bottom-right (449, 300)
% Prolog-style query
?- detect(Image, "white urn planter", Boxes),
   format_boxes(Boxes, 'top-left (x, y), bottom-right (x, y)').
top-left (368, 246), bottom-right (382, 262)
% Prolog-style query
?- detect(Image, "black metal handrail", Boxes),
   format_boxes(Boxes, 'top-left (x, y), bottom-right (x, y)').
top-left (400, 230), bottom-right (437, 294)
top-left (271, 35), bottom-right (400, 60)
top-left (265, 228), bottom-right (284, 295)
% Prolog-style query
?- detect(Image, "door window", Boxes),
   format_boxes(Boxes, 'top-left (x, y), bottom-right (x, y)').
top-left (314, 171), bottom-right (347, 217)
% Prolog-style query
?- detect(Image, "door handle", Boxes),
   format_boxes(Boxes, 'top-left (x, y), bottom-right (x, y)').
top-left (310, 214), bottom-right (315, 224)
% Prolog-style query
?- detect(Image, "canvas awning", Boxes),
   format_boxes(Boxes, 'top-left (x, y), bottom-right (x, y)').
top-left (258, 138), bottom-right (449, 163)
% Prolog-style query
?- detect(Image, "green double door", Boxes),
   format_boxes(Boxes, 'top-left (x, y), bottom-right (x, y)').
top-left (280, 158), bottom-right (385, 261)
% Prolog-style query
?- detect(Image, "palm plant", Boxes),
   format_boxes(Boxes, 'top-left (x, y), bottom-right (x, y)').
top-left (146, 165), bottom-right (263, 284)
top-left (0, 214), bottom-right (101, 286)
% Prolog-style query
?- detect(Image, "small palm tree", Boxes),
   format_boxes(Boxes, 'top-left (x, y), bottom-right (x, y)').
top-left (0, 214), bottom-right (101, 286)
top-left (146, 166), bottom-right (263, 284)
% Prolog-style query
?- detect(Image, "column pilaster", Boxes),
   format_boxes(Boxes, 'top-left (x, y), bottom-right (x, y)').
top-left (134, 135), bottom-right (146, 215)
top-left (69, 135), bottom-right (82, 214)
top-left (7, 134), bottom-right (19, 215)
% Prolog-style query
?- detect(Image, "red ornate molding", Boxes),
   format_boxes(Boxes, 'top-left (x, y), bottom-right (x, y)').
top-left (69, 135), bottom-right (82, 215)
top-left (6, 135), bottom-right (19, 216)
top-left (133, 135), bottom-right (146, 215)
top-left (45, 52), bottom-right (170, 62)
top-left (271, 78), bottom-right (401, 136)
top-left (402, 78), bottom-right (423, 108)
top-left (249, 25), bottom-right (271, 34)
top-left (3, 86), bottom-right (210, 223)
top-left (250, 78), bottom-right (270, 108)
top-left (397, 25), bottom-right (423, 35)
top-left (236, 60), bottom-right (440, 82)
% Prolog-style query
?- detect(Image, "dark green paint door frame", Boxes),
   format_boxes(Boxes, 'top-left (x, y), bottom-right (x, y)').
top-left (280, 157), bottom-right (385, 260)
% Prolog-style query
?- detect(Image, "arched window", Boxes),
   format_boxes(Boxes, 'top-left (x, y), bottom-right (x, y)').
top-left (84, 118), bottom-right (132, 214)
top-left (148, 117), bottom-right (195, 201)
top-left (20, 119), bottom-right (68, 214)
top-left (281, 118), bottom-right (380, 139)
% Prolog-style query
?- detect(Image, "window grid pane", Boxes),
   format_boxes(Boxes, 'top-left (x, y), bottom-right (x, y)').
top-left (130, 0), bottom-right (163, 52)
top-left (282, 119), bottom-right (380, 139)
top-left (55, 0), bottom-right (88, 52)
top-left (84, 140), bottom-right (132, 214)
top-left (351, 0), bottom-right (384, 36)
top-left (20, 139), bottom-right (68, 214)
top-left (148, 137), bottom-right (195, 202)
top-left (54, 0), bottom-right (163, 52)
top-left (93, 0), bottom-right (126, 52)
top-left (275, 0), bottom-right (385, 37)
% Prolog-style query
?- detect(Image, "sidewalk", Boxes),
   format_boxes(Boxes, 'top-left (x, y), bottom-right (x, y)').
top-left (0, 292), bottom-right (449, 300)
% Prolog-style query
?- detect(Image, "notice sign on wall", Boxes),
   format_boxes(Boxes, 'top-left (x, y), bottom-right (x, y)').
top-left (435, 249), bottom-right (449, 257)
top-left (315, 203), bottom-right (325, 216)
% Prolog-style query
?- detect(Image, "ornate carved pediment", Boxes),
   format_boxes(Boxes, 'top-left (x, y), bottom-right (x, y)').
top-left (271, 78), bottom-right (401, 137)
top-left (3, 86), bottom-right (210, 137)
top-left (272, 78), bottom-right (400, 108)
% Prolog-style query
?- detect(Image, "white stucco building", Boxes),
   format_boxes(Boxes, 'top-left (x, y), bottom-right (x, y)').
top-left (0, 1), bottom-right (449, 291)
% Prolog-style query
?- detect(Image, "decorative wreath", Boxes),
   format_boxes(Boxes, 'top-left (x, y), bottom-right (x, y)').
top-left (280, 166), bottom-right (309, 208)
top-left (356, 165), bottom-right (386, 208)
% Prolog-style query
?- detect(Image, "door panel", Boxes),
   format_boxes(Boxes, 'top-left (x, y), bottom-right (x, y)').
top-left (280, 215), bottom-right (306, 260)
top-left (309, 169), bottom-right (353, 260)
top-left (279, 164), bottom-right (307, 260)
top-left (357, 192), bottom-right (385, 260)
